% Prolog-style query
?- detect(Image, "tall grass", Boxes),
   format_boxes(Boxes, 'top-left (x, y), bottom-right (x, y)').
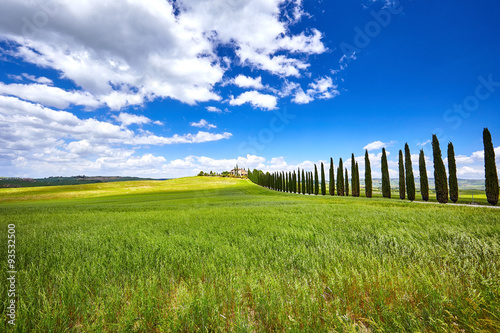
top-left (1, 177), bottom-right (499, 331)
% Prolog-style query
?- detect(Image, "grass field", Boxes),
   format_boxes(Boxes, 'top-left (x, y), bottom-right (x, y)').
top-left (1, 177), bottom-right (499, 332)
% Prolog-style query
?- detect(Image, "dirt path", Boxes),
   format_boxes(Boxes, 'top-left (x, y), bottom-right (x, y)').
top-left (411, 200), bottom-right (500, 209)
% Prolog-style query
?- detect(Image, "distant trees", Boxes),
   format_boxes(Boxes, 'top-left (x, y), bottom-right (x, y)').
top-left (432, 134), bottom-right (448, 203)
top-left (399, 150), bottom-right (405, 200)
top-left (247, 129), bottom-right (492, 207)
top-left (381, 148), bottom-right (391, 198)
top-left (404, 143), bottom-right (415, 201)
top-left (337, 158), bottom-right (344, 196)
top-left (329, 158), bottom-right (335, 196)
top-left (447, 142), bottom-right (458, 203)
top-left (365, 150), bottom-right (372, 198)
top-left (484, 128), bottom-right (499, 205)
top-left (345, 168), bottom-right (349, 196)
top-left (419, 150), bottom-right (429, 201)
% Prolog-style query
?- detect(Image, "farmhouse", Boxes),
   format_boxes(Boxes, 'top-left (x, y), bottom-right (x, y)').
top-left (230, 168), bottom-right (247, 176)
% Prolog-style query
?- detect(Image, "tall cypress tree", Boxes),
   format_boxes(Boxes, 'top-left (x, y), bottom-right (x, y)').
top-left (351, 154), bottom-right (358, 197)
top-left (302, 169), bottom-right (306, 195)
top-left (314, 165), bottom-right (319, 195)
top-left (306, 172), bottom-right (310, 194)
top-left (355, 162), bottom-right (360, 197)
top-left (419, 150), bottom-right (430, 201)
top-left (297, 168), bottom-right (301, 194)
top-left (329, 158), bottom-right (335, 196)
top-left (321, 162), bottom-right (326, 195)
top-left (447, 142), bottom-right (458, 203)
top-left (365, 150), bottom-right (372, 198)
top-left (329, 158), bottom-right (335, 195)
top-left (404, 143), bottom-right (415, 201)
top-left (337, 158), bottom-right (344, 196)
top-left (484, 128), bottom-right (499, 205)
top-left (381, 148), bottom-right (391, 198)
top-left (432, 134), bottom-right (448, 203)
top-left (399, 150), bottom-right (405, 200)
top-left (286, 172), bottom-right (290, 193)
top-left (345, 168), bottom-right (349, 196)
top-left (305, 172), bottom-right (308, 195)
top-left (309, 172), bottom-right (313, 195)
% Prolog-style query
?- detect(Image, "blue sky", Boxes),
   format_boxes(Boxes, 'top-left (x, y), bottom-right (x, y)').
top-left (0, 0), bottom-right (499, 179)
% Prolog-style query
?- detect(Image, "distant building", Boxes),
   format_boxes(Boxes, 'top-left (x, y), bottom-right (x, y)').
top-left (230, 168), bottom-right (247, 176)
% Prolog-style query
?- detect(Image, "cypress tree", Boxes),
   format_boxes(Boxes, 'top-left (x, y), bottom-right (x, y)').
top-left (292, 172), bottom-right (296, 193)
top-left (419, 150), bottom-right (430, 201)
top-left (355, 162), bottom-right (360, 197)
top-left (302, 169), bottom-right (306, 195)
top-left (329, 157), bottom-right (335, 196)
top-left (309, 172), bottom-right (313, 195)
top-left (399, 150), bottom-right (405, 200)
top-left (304, 172), bottom-right (308, 194)
top-left (345, 168), bottom-right (349, 196)
top-left (404, 143), bottom-right (416, 201)
top-left (286, 172), bottom-right (289, 192)
top-left (297, 168), bottom-right (301, 194)
top-left (314, 165), bottom-right (319, 195)
top-left (321, 162), bottom-right (326, 195)
top-left (432, 134), bottom-right (448, 203)
top-left (302, 170), bottom-right (309, 194)
top-left (365, 150), bottom-right (372, 198)
top-left (381, 148), bottom-right (391, 198)
top-left (447, 142), bottom-right (459, 203)
top-left (306, 172), bottom-right (311, 194)
top-left (351, 154), bottom-right (358, 197)
top-left (337, 158), bottom-right (344, 196)
top-left (484, 128), bottom-right (499, 205)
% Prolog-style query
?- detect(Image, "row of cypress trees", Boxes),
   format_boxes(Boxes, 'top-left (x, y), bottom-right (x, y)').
top-left (248, 128), bottom-right (499, 205)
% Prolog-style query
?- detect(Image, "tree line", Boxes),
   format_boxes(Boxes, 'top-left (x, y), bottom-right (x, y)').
top-left (248, 128), bottom-right (499, 205)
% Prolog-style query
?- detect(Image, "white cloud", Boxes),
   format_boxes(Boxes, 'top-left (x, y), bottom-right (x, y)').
top-left (22, 73), bottom-right (53, 85)
top-left (0, 96), bottom-right (233, 176)
top-left (233, 75), bottom-right (264, 90)
top-left (288, 76), bottom-right (339, 104)
top-left (229, 91), bottom-right (278, 110)
top-left (206, 106), bottom-right (222, 113)
top-left (292, 88), bottom-right (313, 104)
top-left (0, 82), bottom-right (100, 109)
top-left (190, 119), bottom-right (217, 129)
top-left (417, 140), bottom-right (431, 147)
top-left (112, 113), bottom-right (152, 127)
top-left (306, 76), bottom-right (339, 100)
top-left (363, 140), bottom-right (396, 151)
top-left (0, 0), bottom-right (327, 110)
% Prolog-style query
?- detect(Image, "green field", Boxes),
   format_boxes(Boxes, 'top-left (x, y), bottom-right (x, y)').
top-left (1, 177), bottom-right (499, 332)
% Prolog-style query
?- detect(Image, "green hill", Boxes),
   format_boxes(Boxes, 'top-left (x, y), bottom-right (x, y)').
top-left (1, 177), bottom-right (499, 332)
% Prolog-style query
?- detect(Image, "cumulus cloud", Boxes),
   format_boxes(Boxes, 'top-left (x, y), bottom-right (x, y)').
top-left (0, 0), bottom-right (327, 110)
top-left (0, 96), bottom-right (233, 176)
top-left (206, 106), bottom-right (222, 113)
top-left (232, 75), bottom-right (264, 90)
top-left (112, 113), bottom-right (153, 127)
top-left (229, 91), bottom-right (278, 110)
top-left (0, 82), bottom-right (100, 109)
top-left (21, 73), bottom-right (53, 85)
top-left (286, 76), bottom-right (339, 104)
top-left (363, 140), bottom-right (396, 151)
top-left (190, 119), bottom-right (217, 129)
